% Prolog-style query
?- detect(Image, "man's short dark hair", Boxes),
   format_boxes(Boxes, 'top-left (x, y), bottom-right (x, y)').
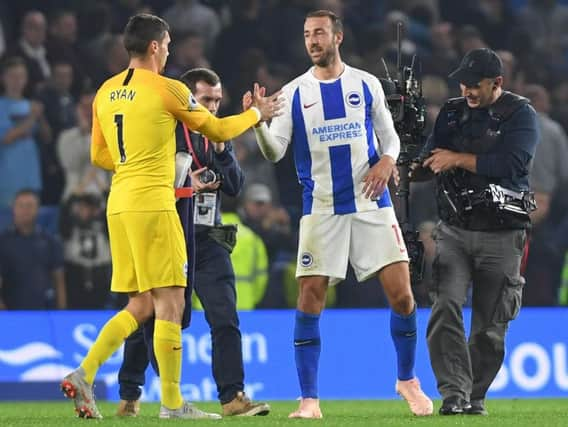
top-left (306, 10), bottom-right (343, 34)
top-left (123, 13), bottom-right (169, 57)
top-left (14, 188), bottom-right (39, 202)
top-left (179, 68), bottom-right (221, 93)
top-left (1, 56), bottom-right (27, 74)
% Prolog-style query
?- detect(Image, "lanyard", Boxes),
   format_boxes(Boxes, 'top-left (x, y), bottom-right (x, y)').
top-left (175, 122), bottom-right (201, 199)
top-left (182, 122), bottom-right (208, 169)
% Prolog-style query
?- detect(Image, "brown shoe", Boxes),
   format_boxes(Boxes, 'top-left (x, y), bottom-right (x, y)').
top-left (222, 392), bottom-right (270, 416)
top-left (116, 399), bottom-right (140, 417)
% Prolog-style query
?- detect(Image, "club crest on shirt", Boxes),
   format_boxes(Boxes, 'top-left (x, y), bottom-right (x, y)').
top-left (188, 94), bottom-right (199, 110)
top-left (300, 252), bottom-right (314, 268)
top-left (345, 91), bottom-right (362, 108)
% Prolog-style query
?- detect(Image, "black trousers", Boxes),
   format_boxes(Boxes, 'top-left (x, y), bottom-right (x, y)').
top-left (118, 232), bottom-right (244, 404)
top-left (193, 234), bottom-right (244, 404)
top-left (426, 222), bottom-right (526, 402)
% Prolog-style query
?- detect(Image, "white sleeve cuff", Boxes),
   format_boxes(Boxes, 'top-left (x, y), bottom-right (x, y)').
top-left (249, 106), bottom-right (261, 123)
top-left (381, 146), bottom-right (400, 162)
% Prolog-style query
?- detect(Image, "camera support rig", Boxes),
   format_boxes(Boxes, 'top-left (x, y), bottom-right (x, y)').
top-left (379, 22), bottom-right (426, 285)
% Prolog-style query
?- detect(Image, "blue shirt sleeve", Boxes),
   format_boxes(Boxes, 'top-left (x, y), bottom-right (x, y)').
top-left (476, 104), bottom-right (539, 179)
top-left (215, 142), bottom-right (244, 197)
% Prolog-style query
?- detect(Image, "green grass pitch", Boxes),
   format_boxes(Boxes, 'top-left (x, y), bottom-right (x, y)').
top-left (0, 399), bottom-right (566, 426)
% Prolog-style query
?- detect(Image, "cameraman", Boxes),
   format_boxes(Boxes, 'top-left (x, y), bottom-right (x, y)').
top-left (415, 48), bottom-right (539, 416)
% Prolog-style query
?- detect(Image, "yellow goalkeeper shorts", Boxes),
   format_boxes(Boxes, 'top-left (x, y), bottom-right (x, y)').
top-left (107, 211), bottom-right (188, 293)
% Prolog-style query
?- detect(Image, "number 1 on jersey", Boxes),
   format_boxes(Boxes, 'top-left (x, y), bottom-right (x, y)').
top-left (114, 114), bottom-right (126, 163)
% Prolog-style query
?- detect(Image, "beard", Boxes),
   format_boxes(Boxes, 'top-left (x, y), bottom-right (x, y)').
top-left (310, 44), bottom-right (336, 67)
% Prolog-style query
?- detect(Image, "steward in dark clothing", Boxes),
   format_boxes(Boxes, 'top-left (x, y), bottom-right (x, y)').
top-left (413, 48), bottom-right (539, 416)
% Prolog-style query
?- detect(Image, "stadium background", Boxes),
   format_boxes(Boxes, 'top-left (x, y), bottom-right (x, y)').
top-left (1, 0), bottom-right (568, 402)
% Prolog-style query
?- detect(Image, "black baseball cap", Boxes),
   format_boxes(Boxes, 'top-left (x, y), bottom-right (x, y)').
top-left (449, 48), bottom-right (503, 86)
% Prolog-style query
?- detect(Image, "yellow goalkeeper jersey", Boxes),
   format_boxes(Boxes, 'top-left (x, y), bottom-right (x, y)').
top-left (91, 67), bottom-right (259, 214)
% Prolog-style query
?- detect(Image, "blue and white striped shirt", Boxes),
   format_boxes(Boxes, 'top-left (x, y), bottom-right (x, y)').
top-left (270, 64), bottom-right (400, 216)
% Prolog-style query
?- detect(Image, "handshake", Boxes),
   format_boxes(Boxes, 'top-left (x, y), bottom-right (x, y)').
top-left (242, 83), bottom-right (284, 123)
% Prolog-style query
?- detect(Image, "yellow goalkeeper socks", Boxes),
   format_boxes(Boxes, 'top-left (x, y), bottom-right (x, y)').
top-left (80, 310), bottom-right (138, 384)
top-left (154, 319), bottom-right (184, 409)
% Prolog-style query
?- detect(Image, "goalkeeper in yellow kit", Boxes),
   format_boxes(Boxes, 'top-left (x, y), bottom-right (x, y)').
top-left (60, 13), bottom-right (281, 420)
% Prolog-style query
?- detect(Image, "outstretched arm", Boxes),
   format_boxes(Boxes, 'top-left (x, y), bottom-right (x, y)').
top-left (193, 109), bottom-right (261, 142)
top-left (245, 84), bottom-right (291, 163)
top-left (166, 80), bottom-right (282, 143)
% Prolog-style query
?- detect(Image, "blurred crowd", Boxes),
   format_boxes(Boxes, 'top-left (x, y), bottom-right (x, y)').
top-left (0, 0), bottom-right (567, 310)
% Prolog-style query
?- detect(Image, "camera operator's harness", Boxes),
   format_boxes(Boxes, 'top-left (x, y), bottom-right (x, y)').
top-left (438, 92), bottom-right (536, 230)
top-left (444, 182), bottom-right (536, 218)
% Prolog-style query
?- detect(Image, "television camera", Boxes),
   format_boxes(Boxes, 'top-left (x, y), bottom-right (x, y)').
top-left (379, 22), bottom-right (427, 285)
